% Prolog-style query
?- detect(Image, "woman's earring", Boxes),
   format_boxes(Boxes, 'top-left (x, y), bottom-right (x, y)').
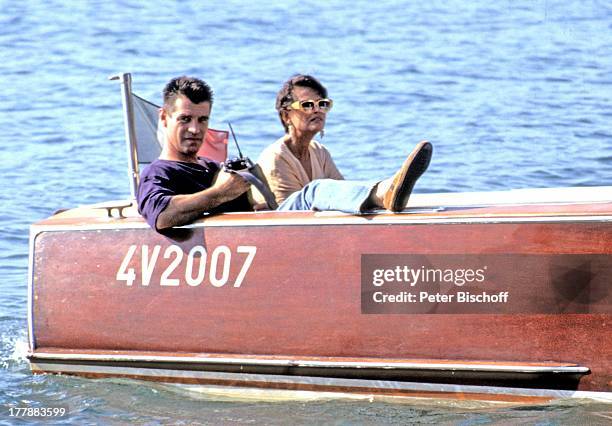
top-left (319, 129), bottom-right (325, 139)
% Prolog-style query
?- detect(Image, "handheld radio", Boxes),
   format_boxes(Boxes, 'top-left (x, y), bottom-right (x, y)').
top-left (222, 123), bottom-right (279, 210)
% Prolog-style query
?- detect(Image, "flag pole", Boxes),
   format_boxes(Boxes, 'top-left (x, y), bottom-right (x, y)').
top-left (110, 73), bottom-right (139, 199)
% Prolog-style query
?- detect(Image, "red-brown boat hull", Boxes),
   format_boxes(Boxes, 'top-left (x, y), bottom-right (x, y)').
top-left (28, 202), bottom-right (612, 400)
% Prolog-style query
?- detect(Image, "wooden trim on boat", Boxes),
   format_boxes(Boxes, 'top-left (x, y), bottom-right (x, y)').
top-left (29, 208), bottom-right (612, 234)
top-left (28, 348), bottom-right (593, 398)
top-left (28, 360), bottom-right (611, 404)
top-left (28, 350), bottom-right (589, 374)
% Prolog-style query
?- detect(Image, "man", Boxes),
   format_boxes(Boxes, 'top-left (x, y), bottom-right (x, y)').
top-left (137, 76), bottom-right (432, 232)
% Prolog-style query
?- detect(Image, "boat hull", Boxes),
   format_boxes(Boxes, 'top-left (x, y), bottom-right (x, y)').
top-left (28, 199), bottom-right (612, 401)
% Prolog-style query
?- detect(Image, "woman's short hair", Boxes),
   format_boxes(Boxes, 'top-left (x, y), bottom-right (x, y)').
top-left (275, 74), bottom-right (328, 132)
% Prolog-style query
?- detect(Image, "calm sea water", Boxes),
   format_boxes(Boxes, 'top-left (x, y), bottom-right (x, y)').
top-left (1, 0), bottom-right (611, 424)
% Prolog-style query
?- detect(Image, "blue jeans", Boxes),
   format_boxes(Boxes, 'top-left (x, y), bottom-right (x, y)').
top-left (277, 179), bottom-right (375, 214)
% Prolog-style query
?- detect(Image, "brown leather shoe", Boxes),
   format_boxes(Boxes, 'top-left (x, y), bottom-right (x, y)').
top-left (383, 141), bottom-right (433, 212)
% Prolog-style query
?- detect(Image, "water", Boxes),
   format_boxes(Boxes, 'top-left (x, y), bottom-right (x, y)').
top-left (1, 0), bottom-right (611, 423)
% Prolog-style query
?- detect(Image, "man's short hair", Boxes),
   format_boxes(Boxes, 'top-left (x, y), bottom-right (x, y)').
top-left (163, 76), bottom-right (214, 112)
top-left (275, 74), bottom-right (328, 132)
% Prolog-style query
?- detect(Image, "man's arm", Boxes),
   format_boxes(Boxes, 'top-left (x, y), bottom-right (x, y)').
top-left (156, 170), bottom-right (250, 229)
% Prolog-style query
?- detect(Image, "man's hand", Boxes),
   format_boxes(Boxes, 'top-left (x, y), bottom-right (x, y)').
top-left (211, 170), bottom-right (251, 202)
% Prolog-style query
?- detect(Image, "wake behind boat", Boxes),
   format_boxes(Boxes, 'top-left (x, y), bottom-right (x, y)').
top-left (27, 74), bottom-right (612, 403)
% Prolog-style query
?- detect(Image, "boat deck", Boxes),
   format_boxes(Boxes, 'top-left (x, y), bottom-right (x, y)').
top-left (35, 186), bottom-right (612, 230)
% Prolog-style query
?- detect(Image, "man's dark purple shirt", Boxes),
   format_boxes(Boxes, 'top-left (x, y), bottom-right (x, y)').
top-left (137, 158), bottom-right (252, 230)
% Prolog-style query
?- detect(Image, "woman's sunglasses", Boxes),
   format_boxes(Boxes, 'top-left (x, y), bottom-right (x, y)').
top-left (289, 98), bottom-right (333, 112)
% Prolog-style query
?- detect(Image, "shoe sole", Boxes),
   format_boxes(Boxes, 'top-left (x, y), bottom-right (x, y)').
top-left (389, 141), bottom-right (433, 212)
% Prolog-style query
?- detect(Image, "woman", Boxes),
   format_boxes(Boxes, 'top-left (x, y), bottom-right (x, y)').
top-left (257, 74), bottom-right (344, 204)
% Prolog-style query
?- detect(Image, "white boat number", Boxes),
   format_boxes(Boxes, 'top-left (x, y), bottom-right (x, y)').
top-left (116, 245), bottom-right (257, 288)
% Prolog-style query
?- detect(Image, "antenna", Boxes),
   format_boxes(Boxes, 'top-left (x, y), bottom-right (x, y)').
top-left (227, 122), bottom-right (244, 158)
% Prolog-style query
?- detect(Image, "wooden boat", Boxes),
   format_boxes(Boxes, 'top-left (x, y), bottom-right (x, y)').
top-left (28, 188), bottom-right (612, 403)
top-left (27, 74), bottom-right (612, 403)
